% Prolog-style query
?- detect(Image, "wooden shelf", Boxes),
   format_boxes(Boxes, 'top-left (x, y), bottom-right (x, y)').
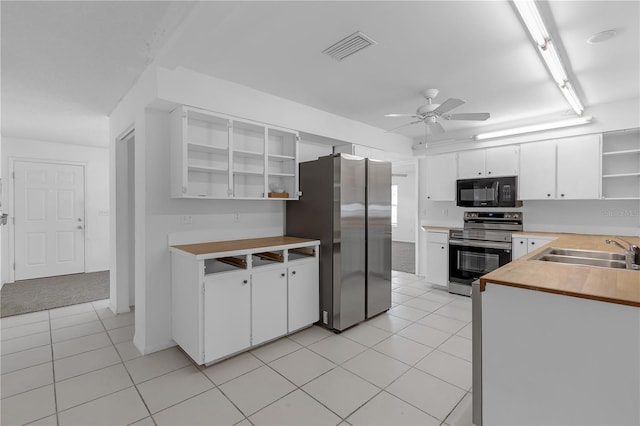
top-left (188, 164), bottom-right (228, 174)
top-left (602, 148), bottom-right (640, 156)
top-left (233, 149), bottom-right (264, 159)
top-left (268, 154), bottom-right (295, 161)
top-left (233, 170), bottom-right (264, 176)
top-left (602, 172), bottom-right (640, 178)
top-left (268, 172), bottom-right (295, 177)
top-left (188, 142), bottom-right (228, 154)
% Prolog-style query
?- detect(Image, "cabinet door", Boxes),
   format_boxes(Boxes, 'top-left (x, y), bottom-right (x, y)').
top-left (457, 150), bottom-right (486, 179)
top-left (252, 268), bottom-right (288, 346)
top-left (485, 146), bottom-right (520, 177)
top-left (426, 242), bottom-right (448, 288)
top-left (512, 237), bottom-right (528, 260)
top-left (288, 260), bottom-right (319, 332)
top-left (528, 237), bottom-right (554, 252)
top-left (204, 272), bottom-right (251, 362)
top-left (556, 135), bottom-right (601, 200)
top-left (426, 154), bottom-right (457, 201)
top-left (519, 141), bottom-right (557, 200)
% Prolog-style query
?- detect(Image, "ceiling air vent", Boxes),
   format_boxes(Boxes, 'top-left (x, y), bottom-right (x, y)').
top-left (322, 31), bottom-right (377, 61)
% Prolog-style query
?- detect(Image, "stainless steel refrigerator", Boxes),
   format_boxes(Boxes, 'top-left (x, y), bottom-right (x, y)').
top-left (286, 153), bottom-right (391, 332)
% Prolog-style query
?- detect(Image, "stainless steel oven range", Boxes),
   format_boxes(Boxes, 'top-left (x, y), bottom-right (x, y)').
top-left (448, 211), bottom-right (523, 296)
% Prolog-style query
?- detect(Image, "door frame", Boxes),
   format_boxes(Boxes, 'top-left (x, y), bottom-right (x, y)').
top-left (9, 157), bottom-right (88, 283)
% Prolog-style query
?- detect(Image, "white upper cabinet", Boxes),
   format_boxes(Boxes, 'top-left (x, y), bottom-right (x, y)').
top-left (601, 128), bottom-right (640, 199)
top-left (457, 149), bottom-right (486, 178)
top-left (170, 105), bottom-right (299, 200)
top-left (425, 153), bottom-right (457, 201)
top-left (520, 140), bottom-right (557, 199)
top-left (519, 134), bottom-right (601, 200)
top-left (457, 146), bottom-right (520, 179)
top-left (556, 134), bottom-right (601, 199)
top-left (485, 145), bottom-right (520, 177)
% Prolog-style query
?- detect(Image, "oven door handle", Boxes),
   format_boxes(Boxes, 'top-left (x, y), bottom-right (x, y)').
top-left (449, 239), bottom-right (512, 251)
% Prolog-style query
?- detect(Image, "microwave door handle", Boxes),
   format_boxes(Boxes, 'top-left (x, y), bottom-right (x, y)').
top-left (494, 181), bottom-right (500, 204)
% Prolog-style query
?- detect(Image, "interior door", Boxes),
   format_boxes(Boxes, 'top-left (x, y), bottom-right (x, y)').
top-left (14, 161), bottom-right (85, 280)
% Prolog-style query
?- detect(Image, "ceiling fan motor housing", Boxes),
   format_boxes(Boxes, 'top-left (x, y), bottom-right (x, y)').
top-left (417, 104), bottom-right (440, 116)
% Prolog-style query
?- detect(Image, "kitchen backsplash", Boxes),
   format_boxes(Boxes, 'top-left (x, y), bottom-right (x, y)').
top-left (422, 199), bottom-right (639, 236)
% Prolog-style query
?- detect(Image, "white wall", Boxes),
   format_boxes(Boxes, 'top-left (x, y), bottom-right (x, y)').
top-left (1, 137), bottom-right (110, 284)
top-left (109, 66), bottom-right (414, 355)
top-left (392, 169), bottom-right (417, 243)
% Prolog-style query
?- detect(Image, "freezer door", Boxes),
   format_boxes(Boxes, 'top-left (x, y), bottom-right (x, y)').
top-left (332, 154), bottom-right (366, 330)
top-left (366, 159), bottom-right (392, 318)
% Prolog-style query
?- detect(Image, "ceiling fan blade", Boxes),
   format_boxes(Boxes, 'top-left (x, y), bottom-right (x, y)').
top-left (385, 120), bottom-right (422, 133)
top-left (384, 113), bottom-right (418, 118)
top-left (433, 98), bottom-right (465, 115)
top-left (426, 122), bottom-right (445, 135)
top-left (445, 112), bottom-right (490, 121)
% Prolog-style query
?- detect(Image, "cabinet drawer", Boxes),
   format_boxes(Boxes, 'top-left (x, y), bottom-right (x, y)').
top-left (426, 231), bottom-right (448, 244)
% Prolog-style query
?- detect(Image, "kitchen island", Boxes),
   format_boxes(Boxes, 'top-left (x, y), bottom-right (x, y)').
top-left (477, 234), bottom-right (640, 426)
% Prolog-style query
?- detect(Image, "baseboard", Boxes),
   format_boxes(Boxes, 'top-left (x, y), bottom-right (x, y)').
top-left (392, 239), bottom-right (416, 243)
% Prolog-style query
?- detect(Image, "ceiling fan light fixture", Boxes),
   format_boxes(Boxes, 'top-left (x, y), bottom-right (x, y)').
top-left (474, 116), bottom-right (593, 140)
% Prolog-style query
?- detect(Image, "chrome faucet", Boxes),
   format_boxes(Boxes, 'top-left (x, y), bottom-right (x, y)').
top-left (606, 238), bottom-right (640, 270)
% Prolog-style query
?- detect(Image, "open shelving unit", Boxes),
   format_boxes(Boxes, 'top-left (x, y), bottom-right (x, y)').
top-left (170, 105), bottom-right (299, 200)
top-left (601, 128), bottom-right (640, 199)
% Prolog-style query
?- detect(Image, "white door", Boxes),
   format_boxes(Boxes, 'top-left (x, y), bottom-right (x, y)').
top-left (14, 161), bottom-right (85, 280)
top-left (485, 145), bottom-right (520, 177)
top-left (251, 267), bottom-right (287, 345)
top-left (426, 154), bottom-right (457, 201)
top-left (204, 271), bottom-right (251, 362)
top-left (288, 260), bottom-right (319, 332)
top-left (519, 141), bottom-right (557, 200)
top-left (556, 135), bottom-right (601, 200)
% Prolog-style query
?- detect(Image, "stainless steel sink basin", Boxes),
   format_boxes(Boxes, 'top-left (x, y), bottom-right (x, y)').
top-left (542, 248), bottom-right (626, 261)
top-left (530, 247), bottom-right (628, 269)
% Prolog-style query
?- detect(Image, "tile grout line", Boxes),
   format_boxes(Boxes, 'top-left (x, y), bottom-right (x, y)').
top-left (93, 302), bottom-right (154, 425)
top-left (48, 309), bottom-right (60, 426)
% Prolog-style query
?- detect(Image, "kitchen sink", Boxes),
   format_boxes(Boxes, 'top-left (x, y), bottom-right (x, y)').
top-left (530, 247), bottom-right (628, 269)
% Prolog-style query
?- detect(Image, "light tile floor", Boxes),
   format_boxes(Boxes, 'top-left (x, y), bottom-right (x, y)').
top-left (1, 271), bottom-right (473, 426)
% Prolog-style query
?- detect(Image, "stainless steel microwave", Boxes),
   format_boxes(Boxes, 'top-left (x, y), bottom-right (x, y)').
top-left (456, 176), bottom-right (521, 208)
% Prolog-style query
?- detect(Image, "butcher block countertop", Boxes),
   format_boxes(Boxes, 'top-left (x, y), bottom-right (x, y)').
top-left (170, 236), bottom-right (319, 259)
top-left (421, 226), bottom-right (453, 231)
top-left (481, 234), bottom-right (640, 307)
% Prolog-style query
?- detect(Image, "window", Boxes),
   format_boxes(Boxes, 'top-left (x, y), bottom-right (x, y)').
top-left (391, 184), bottom-right (398, 227)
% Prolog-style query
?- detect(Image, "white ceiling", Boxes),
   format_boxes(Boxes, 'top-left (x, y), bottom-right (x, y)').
top-left (2, 1), bottom-right (638, 148)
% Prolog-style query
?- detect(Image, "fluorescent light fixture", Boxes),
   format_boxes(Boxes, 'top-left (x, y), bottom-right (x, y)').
top-left (559, 81), bottom-right (584, 116)
top-left (513, 0), bottom-right (548, 47)
top-left (475, 116), bottom-right (593, 140)
top-left (513, 0), bottom-right (585, 116)
top-left (539, 40), bottom-right (567, 84)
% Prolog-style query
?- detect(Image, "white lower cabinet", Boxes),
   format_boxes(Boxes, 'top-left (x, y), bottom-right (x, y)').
top-left (251, 268), bottom-right (288, 346)
top-left (204, 271), bottom-right (251, 362)
top-left (512, 235), bottom-right (557, 260)
top-left (426, 230), bottom-right (449, 289)
top-left (288, 260), bottom-right (319, 332)
top-left (170, 237), bottom-right (319, 365)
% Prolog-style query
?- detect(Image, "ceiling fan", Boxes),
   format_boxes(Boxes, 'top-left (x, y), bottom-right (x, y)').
top-left (384, 89), bottom-right (490, 135)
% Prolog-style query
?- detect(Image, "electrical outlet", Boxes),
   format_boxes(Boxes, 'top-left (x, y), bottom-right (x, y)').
top-left (233, 212), bottom-right (240, 222)
top-left (182, 215), bottom-right (193, 224)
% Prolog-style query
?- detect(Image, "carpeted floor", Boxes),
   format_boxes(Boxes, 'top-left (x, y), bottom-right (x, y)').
top-left (1, 271), bottom-right (109, 318)
top-left (392, 241), bottom-right (415, 274)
